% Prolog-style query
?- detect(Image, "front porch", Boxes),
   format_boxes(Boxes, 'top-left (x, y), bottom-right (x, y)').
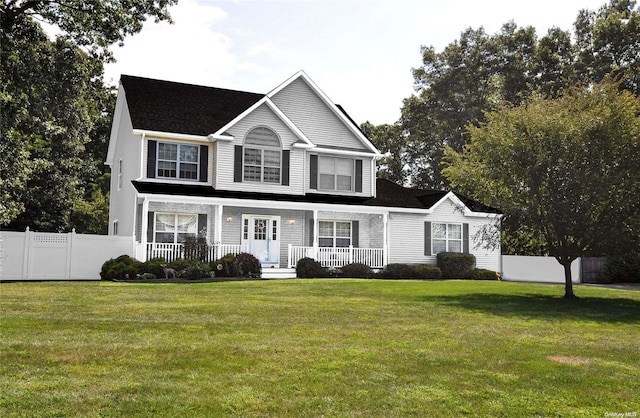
top-left (142, 242), bottom-right (385, 269)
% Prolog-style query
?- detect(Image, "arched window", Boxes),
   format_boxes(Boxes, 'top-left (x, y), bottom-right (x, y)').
top-left (243, 127), bottom-right (282, 183)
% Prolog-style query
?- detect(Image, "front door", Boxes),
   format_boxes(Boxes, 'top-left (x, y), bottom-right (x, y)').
top-left (242, 215), bottom-right (280, 267)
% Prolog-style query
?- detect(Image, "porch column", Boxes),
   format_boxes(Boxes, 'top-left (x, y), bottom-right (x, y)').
top-left (140, 197), bottom-right (149, 261)
top-left (215, 204), bottom-right (224, 244)
top-left (383, 212), bottom-right (389, 266)
top-left (313, 209), bottom-right (319, 260)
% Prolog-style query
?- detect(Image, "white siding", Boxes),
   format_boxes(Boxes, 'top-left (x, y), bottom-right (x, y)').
top-left (108, 94), bottom-right (140, 238)
top-left (388, 199), bottom-right (501, 272)
top-left (217, 103), bottom-right (305, 194)
top-left (271, 77), bottom-right (367, 151)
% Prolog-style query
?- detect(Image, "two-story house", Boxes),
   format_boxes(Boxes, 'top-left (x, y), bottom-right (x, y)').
top-left (106, 71), bottom-right (502, 277)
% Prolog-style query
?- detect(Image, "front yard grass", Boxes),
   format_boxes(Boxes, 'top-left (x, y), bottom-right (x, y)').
top-left (1, 280), bottom-right (638, 417)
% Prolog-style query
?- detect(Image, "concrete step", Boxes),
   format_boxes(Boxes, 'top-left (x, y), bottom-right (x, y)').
top-left (261, 268), bottom-right (296, 279)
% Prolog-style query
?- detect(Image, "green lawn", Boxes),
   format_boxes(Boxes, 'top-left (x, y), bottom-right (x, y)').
top-left (1, 280), bottom-right (639, 417)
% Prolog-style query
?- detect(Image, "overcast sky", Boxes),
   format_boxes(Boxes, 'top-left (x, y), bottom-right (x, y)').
top-left (104, 0), bottom-right (607, 125)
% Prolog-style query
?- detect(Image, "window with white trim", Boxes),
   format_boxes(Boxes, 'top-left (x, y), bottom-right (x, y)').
top-left (154, 213), bottom-right (198, 243)
top-left (157, 142), bottom-right (199, 181)
top-left (319, 157), bottom-right (354, 191)
top-left (432, 223), bottom-right (463, 253)
top-left (319, 221), bottom-right (352, 247)
top-left (243, 127), bottom-right (281, 183)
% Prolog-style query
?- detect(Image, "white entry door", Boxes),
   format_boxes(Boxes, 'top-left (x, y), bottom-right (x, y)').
top-left (242, 215), bottom-right (280, 267)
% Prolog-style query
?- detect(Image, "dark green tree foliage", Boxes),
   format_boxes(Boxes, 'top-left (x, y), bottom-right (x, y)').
top-left (0, 0), bottom-right (176, 232)
top-left (360, 122), bottom-right (408, 185)
top-left (369, 0), bottom-right (639, 191)
top-left (575, 0), bottom-right (640, 95)
top-left (443, 81), bottom-right (640, 297)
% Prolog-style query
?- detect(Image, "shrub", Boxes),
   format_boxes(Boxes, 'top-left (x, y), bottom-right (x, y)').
top-left (143, 257), bottom-right (167, 278)
top-left (437, 252), bottom-right (476, 279)
top-left (183, 235), bottom-right (209, 262)
top-left (378, 263), bottom-right (416, 279)
top-left (211, 253), bottom-right (237, 277)
top-left (341, 263), bottom-right (371, 278)
top-left (168, 259), bottom-right (191, 276)
top-left (414, 264), bottom-right (442, 279)
top-left (296, 258), bottom-right (328, 278)
top-left (100, 255), bottom-right (144, 280)
top-left (470, 268), bottom-right (501, 281)
top-left (236, 253), bottom-right (262, 278)
top-left (602, 253), bottom-right (640, 283)
top-left (180, 260), bottom-right (211, 280)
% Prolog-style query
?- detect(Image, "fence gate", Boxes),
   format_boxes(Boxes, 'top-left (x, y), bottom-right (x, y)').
top-left (581, 257), bottom-right (606, 283)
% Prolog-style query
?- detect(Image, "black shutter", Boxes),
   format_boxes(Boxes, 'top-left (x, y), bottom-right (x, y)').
top-left (282, 150), bottom-right (290, 186)
top-left (147, 211), bottom-right (155, 243)
top-left (310, 154), bottom-right (318, 189)
top-left (308, 217), bottom-right (315, 246)
top-left (199, 145), bottom-right (208, 183)
top-left (234, 145), bottom-right (243, 182)
top-left (463, 223), bottom-right (469, 254)
top-left (198, 214), bottom-right (207, 235)
top-left (147, 140), bottom-right (157, 178)
top-left (355, 160), bottom-right (363, 193)
top-left (352, 220), bottom-right (359, 248)
top-left (424, 221), bottom-right (431, 256)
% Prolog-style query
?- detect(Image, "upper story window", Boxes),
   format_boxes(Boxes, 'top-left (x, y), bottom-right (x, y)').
top-left (319, 157), bottom-right (354, 191)
top-left (243, 127), bottom-right (282, 184)
top-left (157, 142), bottom-right (199, 180)
top-left (310, 155), bottom-right (363, 193)
top-left (432, 222), bottom-right (463, 253)
top-left (147, 139), bottom-right (208, 182)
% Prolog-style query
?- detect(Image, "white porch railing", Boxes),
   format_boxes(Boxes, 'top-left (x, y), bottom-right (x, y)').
top-left (288, 245), bottom-right (385, 269)
top-left (146, 243), bottom-right (246, 263)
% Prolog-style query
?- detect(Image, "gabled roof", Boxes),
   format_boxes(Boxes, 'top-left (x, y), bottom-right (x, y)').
top-left (120, 75), bottom-right (264, 136)
top-left (368, 179), bottom-right (502, 214)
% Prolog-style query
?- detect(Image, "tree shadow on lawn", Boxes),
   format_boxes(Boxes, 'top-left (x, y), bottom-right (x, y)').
top-left (419, 292), bottom-right (640, 324)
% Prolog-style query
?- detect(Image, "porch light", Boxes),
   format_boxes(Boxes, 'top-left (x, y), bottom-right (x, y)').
top-left (226, 216), bottom-right (233, 222)
top-left (289, 219), bottom-right (296, 225)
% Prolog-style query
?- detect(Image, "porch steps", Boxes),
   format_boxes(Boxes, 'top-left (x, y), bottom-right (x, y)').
top-left (261, 268), bottom-right (297, 279)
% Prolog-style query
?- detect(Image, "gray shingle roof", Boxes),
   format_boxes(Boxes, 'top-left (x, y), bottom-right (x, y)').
top-left (120, 75), bottom-right (264, 136)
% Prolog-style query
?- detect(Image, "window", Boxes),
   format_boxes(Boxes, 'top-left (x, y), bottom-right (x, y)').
top-left (319, 221), bottom-right (352, 247)
top-left (117, 159), bottom-right (123, 190)
top-left (154, 213), bottom-right (198, 243)
top-left (113, 220), bottom-right (119, 236)
top-left (157, 142), bottom-right (199, 181)
top-left (319, 157), bottom-right (353, 191)
top-left (432, 223), bottom-right (463, 253)
top-left (243, 127), bottom-right (281, 183)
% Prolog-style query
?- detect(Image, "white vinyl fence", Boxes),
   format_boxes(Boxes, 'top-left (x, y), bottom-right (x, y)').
top-left (501, 255), bottom-right (581, 284)
top-left (0, 229), bottom-right (590, 283)
top-left (0, 229), bottom-right (135, 281)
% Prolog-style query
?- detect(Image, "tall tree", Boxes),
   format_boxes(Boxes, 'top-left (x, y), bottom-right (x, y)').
top-left (575, 0), bottom-right (640, 94)
top-left (1, 0), bottom-right (177, 231)
top-left (397, 1), bottom-right (639, 191)
top-left (442, 80), bottom-right (640, 298)
top-left (360, 122), bottom-right (409, 185)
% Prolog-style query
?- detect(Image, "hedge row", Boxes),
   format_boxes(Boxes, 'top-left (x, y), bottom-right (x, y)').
top-left (100, 253), bottom-right (261, 280)
top-left (295, 255), bottom-right (500, 281)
